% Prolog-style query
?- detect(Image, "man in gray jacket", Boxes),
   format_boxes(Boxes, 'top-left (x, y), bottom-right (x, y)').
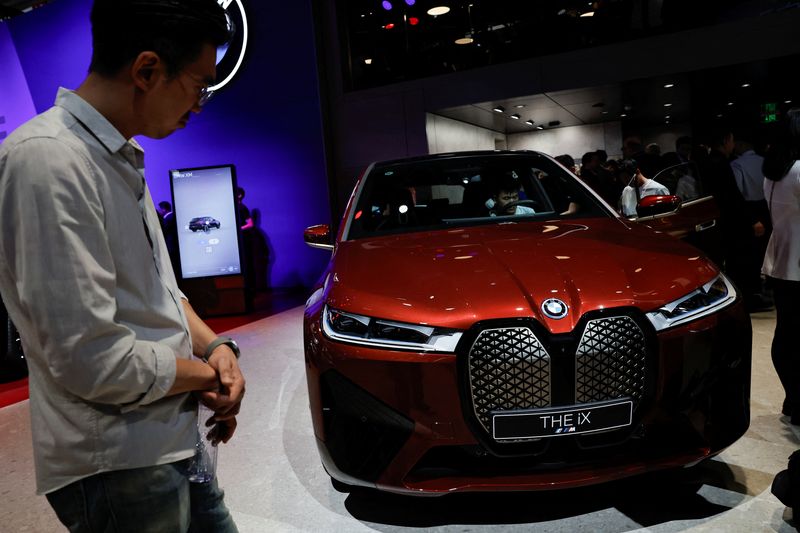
top-left (0, 1), bottom-right (244, 530)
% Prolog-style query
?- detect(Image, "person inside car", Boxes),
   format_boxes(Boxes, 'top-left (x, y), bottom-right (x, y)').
top-left (487, 176), bottom-right (536, 216)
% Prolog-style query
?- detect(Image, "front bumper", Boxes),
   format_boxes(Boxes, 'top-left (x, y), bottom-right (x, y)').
top-left (303, 301), bottom-right (751, 496)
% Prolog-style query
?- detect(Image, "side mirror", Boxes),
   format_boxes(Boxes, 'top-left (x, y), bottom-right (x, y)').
top-left (636, 194), bottom-right (682, 218)
top-left (304, 224), bottom-right (334, 251)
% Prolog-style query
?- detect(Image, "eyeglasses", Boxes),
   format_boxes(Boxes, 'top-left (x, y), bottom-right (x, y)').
top-left (179, 71), bottom-right (215, 107)
top-left (198, 86), bottom-right (214, 107)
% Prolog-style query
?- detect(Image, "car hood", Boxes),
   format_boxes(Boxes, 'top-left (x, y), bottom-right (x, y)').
top-left (325, 218), bottom-right (719, 334)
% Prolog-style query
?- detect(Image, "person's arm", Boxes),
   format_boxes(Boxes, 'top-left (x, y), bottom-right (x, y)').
top-left (182, 299), bottom-right (245, 442)
top-left (0, 138), bottom-right (210, 410)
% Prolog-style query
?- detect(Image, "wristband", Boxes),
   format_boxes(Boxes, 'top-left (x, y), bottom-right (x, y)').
top-left (201, 337), bottom-right (240, 363)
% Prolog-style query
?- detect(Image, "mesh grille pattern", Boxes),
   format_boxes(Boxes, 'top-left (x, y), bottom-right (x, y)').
top-left (575, 316), bottom-right (646, 404)
top-left (468, 327), bottom-right (551, 433)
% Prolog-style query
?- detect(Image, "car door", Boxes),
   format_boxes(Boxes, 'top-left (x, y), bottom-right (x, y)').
top-left (630, 161), bottom-right (720, 249)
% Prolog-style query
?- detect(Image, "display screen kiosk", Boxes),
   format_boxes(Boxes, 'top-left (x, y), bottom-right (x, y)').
top-left (169, 164), bottom-right (249, 315)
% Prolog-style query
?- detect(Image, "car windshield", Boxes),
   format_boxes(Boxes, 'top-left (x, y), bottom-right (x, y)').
top-left (346, 153), bottom-right (611, 240)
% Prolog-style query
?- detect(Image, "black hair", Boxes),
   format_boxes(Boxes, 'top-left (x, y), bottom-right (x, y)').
top-left (89, 0), bottom-right (230, 78)
top-left (581, 151), bottom-right (598, 166)
top-left (706, 127), bottom-right (733, 148)
top-left (763, 108), bottom-right (800, 182)
top-left (619, 159), bottom-right (639, 176)
top-left (675, 136), bottom-right (692, 150)
top-left (158, 200), bottom-right (172, 210)
top-left (554, 154), bottom-right (575, 168)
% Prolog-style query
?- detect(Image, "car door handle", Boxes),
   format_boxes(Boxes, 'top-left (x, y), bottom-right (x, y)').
top-left (695, 220), bottom-right (716, 232)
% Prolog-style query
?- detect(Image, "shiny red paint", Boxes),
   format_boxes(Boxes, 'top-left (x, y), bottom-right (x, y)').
top-left (303, 151), bottom-right (750, 495)
top-left (303, 297), bottom-right (749, 494)
top-left (326, 217), bottom-right (717, 335)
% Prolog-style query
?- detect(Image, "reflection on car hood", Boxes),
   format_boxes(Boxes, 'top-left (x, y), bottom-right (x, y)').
top-left (326, 218), bottom-right (719, 334)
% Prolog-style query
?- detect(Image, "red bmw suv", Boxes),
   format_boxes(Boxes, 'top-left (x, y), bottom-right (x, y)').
top-left (303, 151), bottom-right (751, 496)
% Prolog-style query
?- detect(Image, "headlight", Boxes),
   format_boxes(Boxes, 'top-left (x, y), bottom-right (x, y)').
top-left (322, 305), bottom-right (462, 352)
top-left (645, 274), bottom-right (737, 331)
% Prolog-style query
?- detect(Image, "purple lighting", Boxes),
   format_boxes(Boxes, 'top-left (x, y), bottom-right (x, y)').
top-left (405, 0), bottom-right (415, 5)
top-left (382, 1), bottom-right (392, 10)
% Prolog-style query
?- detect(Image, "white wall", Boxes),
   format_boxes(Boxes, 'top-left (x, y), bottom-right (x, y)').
top-left (640, 123), bottom-right (693, 155)
top-left (426, 113), bottom-right (506, 153)
top-left (507, 122), bottom-right (623, 161)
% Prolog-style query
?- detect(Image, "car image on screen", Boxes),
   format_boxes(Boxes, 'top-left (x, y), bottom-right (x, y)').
top-left (302, 151), bottom-right (751, 496)
top-left (188, 216), bottom-right (221, 233)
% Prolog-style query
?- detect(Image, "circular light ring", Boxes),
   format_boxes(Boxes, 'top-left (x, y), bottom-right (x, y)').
top-left (208, 0), bottom-right (248, 93)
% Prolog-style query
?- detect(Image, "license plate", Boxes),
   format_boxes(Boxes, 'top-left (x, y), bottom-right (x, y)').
top-left (492, 399), bottom-right (633, 440)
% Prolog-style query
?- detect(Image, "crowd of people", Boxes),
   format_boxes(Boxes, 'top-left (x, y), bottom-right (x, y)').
top-left (560, 130), bottom-right (777, 314)
top-left (561, 119), bottom-right (800, 514)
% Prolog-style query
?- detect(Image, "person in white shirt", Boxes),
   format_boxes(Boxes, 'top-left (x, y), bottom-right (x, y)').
top-left (762, 109), bottom-right (800, 424)
top-left (618, 159), bottom-right (670, 217)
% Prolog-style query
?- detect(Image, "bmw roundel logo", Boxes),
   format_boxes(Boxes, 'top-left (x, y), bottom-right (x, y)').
top-left (542, 298), bottom-right (568, 319)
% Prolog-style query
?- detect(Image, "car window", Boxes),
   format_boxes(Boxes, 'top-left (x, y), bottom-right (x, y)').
top-left (651, 161), bottom-right (706, 203)
top-left (346, 154), bottom-right (611, 240)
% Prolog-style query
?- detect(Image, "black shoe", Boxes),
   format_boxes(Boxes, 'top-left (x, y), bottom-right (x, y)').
top-left (773, 469), bottom-right (792, 506)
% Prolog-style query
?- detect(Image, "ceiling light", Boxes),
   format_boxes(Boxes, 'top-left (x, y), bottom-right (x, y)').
top-left (663, 103), bottom-right (672, 107)
top-left (601, 110), bottom-right (609, 115)
top-left (716, 113), bottom-right (723, 118)
top-left (427, 6), bottom-right (450, 16)
top-left (492, 106), bottom-right (505, 113)
top-left (620, 113), bottom-right (628, 117)
top-left (536, 125), bottom-right (544, 130)
top-left (409, 16), bottom-right (419, 25)
top-left (664, 83), bottom-right (674, 88)
top-left (382, 1), bottom-right (392, 10)
top-left (405, 0), bottom-right (415, 4)
top-left (741, 83), bottom-right (750, 88)
top-left (364, 58), bottom-right (372, 65)
top-left (727, 102), bottom-right (734, 106)
top-left (665, 115), bottom-right (671, 119)
top-left (580, 11), bottom-right (594, 17)
top-left (455, 36), bottom-right (474, 45)
top-left (510, 114), bottom-right (520, 120)
top-left (786, 100), bottom-right (793, 104)
top-left (384, 23), bottom-right (395, 29)
top-left (515, 104), bottom-right (526, 108)
top-left (525, 120), bottom-right (534, 126)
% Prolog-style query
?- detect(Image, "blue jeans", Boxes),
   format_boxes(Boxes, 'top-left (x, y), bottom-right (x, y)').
top-left (45, 459), bottom-right (238, 533)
